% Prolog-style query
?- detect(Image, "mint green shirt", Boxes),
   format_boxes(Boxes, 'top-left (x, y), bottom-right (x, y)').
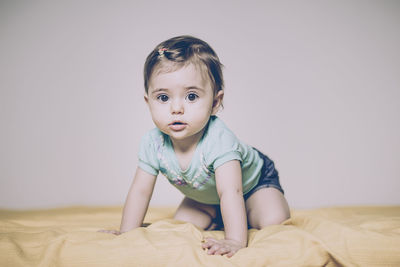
top-left (138, 116), bottom-right (264, 205)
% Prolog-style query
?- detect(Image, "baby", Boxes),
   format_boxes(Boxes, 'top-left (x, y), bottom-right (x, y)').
top-left (101, 35), bottom-right (290, 257)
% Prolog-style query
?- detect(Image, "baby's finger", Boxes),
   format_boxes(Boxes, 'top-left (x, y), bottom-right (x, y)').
top-left (201, 237), bottom-right (216, 249)
top-left (202, 241), bottom-right (214, 249)
top-left (226, 250), bottom-right (236, 258)
top-left (214, 246), bottom-right (230, 256)
top-left (207, 243), bottom-right (221, 255)
top-left (204, 237), bottom-right (217, 243)
top-left (98, 229), bottom-right (121, 235)
top-left (207, 243), bottom-right (226, 255)
top-left (111, 230), bottom-right (121, 235)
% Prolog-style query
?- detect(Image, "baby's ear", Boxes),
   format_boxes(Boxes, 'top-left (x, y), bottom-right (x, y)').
top-left (144, 94), bottom-right (149, 104)
top-left (212, 90), bottom-right (224, 115)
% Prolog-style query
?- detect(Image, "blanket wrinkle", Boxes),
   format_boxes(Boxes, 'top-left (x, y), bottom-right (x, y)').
top-left (1, 206), bottom-right (400, 267)
top-left (40, 236), bottom-right (67, 266)
top-left (246, 224), bottom-right (349, 267)
top-left (289, 217), bottom-right (352, 265)
top-left (292, 215), bottom-right (368, 265)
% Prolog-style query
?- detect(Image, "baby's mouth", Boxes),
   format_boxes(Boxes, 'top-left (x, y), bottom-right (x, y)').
top-left (170, 121), bottom-right (186, 125)
top-left (169, 121), bottom-right (187, 131)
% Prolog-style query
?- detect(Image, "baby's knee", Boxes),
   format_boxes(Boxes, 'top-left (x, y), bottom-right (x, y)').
top-left (174, 209), bottom-right (213, 229)
top-left (269, 212), bottom-right (290, 225)
top-left (252, 211), bottom-right (290, 229)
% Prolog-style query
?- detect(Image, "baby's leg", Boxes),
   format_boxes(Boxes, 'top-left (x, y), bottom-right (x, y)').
top-left (174, 197), bottom-right (217, 230)
top-left (245, 187), bottom-right (290, 229)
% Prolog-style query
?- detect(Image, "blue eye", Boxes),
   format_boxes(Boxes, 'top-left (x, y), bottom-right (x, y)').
top-left (157, 94), bottom-right (169, 102)
top-left (186, 93), bottom-right (198, 102)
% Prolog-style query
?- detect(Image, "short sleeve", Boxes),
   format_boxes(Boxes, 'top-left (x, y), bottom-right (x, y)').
top-left (207, 124), bottom-right (243, 170)
top-left (138, 131), bottom-right (160, 176)
top-left (213, 150), bottom-right (242, 169)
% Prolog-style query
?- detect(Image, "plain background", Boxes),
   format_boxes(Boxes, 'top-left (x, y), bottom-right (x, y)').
top-left (1, 0), bottom-right (399, 209)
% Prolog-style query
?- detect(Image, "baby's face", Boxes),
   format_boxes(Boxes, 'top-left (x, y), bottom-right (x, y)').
top-left (145, 63), bottom-right (222, 145)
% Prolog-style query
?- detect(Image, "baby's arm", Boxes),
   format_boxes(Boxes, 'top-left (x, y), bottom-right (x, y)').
top-left (202, 160), bottom-right (247, 257)
top-left (119, 167), bottom-right (157, 233)
top-left (100, 167), bottom-right (157, 235)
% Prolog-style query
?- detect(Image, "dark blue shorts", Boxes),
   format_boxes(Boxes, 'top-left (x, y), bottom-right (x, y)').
top-left (243, 148), bottom-right (284, 200)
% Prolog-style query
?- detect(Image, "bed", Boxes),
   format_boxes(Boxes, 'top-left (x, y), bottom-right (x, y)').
top-left (1, 206), bottom-right (399, 266)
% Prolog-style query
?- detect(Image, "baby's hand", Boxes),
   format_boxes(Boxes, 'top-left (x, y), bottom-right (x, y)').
top-left (202, 237), bottom-right (245, 257)
top-left (98, 229), bottom-right (122, 235)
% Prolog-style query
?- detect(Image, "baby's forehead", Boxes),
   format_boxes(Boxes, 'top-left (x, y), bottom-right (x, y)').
top-left (152, 61), bottom-right (211, 84)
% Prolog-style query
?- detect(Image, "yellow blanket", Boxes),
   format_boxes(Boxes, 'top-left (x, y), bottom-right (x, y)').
top-left (1, 206), bottom-right (399, 266)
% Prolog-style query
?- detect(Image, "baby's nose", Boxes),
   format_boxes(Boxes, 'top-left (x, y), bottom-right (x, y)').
top-left (170, 99), bottom-right (184, 114)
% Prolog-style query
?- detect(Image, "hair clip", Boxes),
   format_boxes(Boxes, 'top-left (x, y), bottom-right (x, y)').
top-left (158, 48), bottom-right (168, 57)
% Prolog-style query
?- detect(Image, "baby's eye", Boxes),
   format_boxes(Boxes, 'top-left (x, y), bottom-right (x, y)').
top-left (186, 93), bottom-right (198, 102)
top-left (157, 94), bottom-right (169, 102)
